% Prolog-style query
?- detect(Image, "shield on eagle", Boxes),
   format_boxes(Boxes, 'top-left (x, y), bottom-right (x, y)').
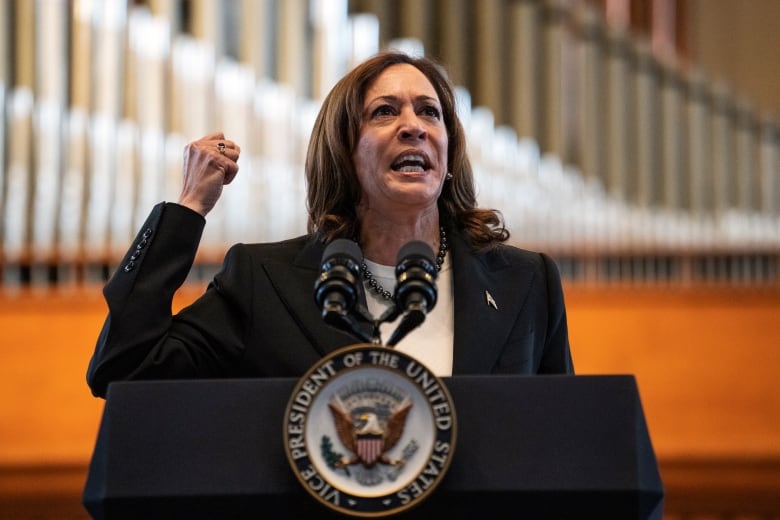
top-left (328, 396), bottom-right (413, 469)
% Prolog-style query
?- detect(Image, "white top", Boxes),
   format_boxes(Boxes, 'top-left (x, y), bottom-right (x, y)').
top-left (362, 256), bottom-right (454, 376)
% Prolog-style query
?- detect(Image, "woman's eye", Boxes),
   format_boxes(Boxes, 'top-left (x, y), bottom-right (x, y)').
top-left (372, 105), bottom-right (395, 117)
top-left (421, 106), bottom-right (441, 119)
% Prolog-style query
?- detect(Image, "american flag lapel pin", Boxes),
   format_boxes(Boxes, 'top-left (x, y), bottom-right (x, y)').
top-left (485, 290), bottom-right (498, 310)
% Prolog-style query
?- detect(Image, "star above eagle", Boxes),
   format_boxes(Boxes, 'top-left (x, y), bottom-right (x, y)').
top-left (328, 396), bottom-right (413, 469)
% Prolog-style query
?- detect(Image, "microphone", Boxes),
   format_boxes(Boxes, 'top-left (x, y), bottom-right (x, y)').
top-left (314, 239), bottom-right (375, 343)
top-left (314, 239), bottom-right (362, 315)
top-left (386, 241), bottom-right (438, 347)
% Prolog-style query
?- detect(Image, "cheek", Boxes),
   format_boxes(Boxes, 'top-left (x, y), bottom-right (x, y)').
top-left (351, 151), bottom-right (364, 185)
top-left (353, 138), bottom-right (374, 175)
top-left (354, 138), bottom-right (388, 186)
top-left (352, 145), bottom-right (375, 192)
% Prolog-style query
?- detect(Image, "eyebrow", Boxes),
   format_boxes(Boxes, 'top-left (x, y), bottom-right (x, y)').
top-left (367, 94), bottom-right (441, 106)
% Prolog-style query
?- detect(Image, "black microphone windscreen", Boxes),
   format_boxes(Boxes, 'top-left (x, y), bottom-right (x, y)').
top-left (395, 241), bottom-right (435, 270)
top-left (314, 238), bottom-right (363, 312)
top-left (394, 240), bottom-right (438, 313)
top-left (322, 238), bottom-right (362, 265)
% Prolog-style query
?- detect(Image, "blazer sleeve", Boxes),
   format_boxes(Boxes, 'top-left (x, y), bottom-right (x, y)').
top-left (537, 252), bottom-right (575, 374)
top-left (86, 202), bottom-right (207, 398)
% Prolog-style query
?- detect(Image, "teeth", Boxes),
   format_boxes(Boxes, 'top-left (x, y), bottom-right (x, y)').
top-left (392, 154), bottom-right (427, 170)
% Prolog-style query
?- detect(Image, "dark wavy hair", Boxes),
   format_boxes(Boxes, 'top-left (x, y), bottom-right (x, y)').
top-left (305, 50), bottom-right (509, 250)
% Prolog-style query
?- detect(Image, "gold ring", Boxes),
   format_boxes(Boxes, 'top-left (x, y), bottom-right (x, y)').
top-left (217, 142), bottom-right (226, 154)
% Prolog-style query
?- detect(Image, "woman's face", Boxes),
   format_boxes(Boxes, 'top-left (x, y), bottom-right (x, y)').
top-left (353, 63), bottom-right (449, 217)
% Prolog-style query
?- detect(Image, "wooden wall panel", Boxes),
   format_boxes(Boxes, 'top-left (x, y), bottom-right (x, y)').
top-left (0, 285), bottom-right (206, 465)
top-left (2, 284), bottom-right (779, 465)
top-left (0, 289), bottom-right (106, 465)
top-left (1, 284), bottom-right (779, 519)
top-left (566, 285), bottom-right (780, 459)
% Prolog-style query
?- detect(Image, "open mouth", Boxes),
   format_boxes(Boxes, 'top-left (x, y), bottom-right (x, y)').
top-left (391, 153), bottom-right (430, 172)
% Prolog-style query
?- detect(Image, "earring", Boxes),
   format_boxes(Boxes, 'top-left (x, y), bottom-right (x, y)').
top-left (446, 172), bottom-right (453, 180)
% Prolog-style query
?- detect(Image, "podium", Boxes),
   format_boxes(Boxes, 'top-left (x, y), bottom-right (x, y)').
top-left (83, 375), bottom-right (664, 519)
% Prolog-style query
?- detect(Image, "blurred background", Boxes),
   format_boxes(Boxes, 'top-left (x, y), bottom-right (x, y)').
top-left (0, 0), bottom-right (778, 518)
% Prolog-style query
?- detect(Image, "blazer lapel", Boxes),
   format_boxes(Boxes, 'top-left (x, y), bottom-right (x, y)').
top-left (263, 235), bottom-right (362, 358)
top-left (450, 234), bottom-right (532, 374)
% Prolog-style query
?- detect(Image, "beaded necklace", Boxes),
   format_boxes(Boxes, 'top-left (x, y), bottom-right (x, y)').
top-left (359, 227), bottom-right (448, 301)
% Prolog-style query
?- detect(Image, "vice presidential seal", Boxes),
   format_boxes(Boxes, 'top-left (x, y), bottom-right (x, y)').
top-left (283, 344), bottom-right (457, 517)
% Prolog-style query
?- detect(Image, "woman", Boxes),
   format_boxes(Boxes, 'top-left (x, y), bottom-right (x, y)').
top-left (86, 51), bottom-right (574, 399)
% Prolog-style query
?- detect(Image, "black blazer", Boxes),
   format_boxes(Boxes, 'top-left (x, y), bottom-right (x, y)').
top-left (87, 203), bottom-right (574, 398)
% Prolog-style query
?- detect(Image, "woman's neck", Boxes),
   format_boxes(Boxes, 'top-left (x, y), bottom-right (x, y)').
top-left (357, 210), bottom-right (440, 266)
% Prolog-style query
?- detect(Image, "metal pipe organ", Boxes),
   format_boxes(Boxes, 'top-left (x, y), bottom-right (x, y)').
top-left (0, 0), bottom-right (777, 288)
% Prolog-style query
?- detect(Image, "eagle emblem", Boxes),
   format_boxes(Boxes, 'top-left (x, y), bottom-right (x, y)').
top-left (328, 396), bottom-right (412, 469)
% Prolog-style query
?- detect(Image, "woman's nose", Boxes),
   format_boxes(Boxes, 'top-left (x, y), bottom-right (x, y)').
top-left (397, 110), bottom-right (426, 140)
